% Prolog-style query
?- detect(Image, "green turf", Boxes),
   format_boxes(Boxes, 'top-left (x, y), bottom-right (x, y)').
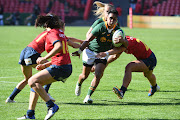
top-left (0, 26), bottom-right (180, 120)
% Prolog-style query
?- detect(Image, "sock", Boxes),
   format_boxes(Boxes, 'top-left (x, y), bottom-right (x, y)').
top-left (9, 88), bottom-right (21, 100)
top-left (46, 100), bottom-right (54, 108)
top-left (87, 86), bottom-right (96, 96)
top-left (27, 110), bottom-right (35, 117)
top-left (120, 86), bottom-right (127, 95)
top-left (152, 84), bottom-right (157, 89)
top-left (44, 84), bottom-right (51, 93)
top-left (77, 81), bottom-right (81, 86)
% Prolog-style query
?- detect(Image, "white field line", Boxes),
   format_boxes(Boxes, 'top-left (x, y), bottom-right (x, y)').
top-left (0, 76), bottom-right (23, 83)
top-left (0, 81), bottom-right (18, 84)
top-left (0, 76), bottom-right (23, 78)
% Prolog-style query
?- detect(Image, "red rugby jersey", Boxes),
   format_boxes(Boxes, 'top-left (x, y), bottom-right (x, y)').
top-left (27, 31), bottom-right (48, 54)
top-left (126, 36), bottom-right (152, 60)
top-left (45, 29), bottom-right (71, 66)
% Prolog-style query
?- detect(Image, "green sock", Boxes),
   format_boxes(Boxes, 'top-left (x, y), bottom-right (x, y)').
top-left (87, 86), bottom-right (96, 96)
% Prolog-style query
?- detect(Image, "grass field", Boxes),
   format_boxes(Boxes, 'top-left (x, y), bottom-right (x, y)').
top-left (0, 26), bottom-right (180, 120)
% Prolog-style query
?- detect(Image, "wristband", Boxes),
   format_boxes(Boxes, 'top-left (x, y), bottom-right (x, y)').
top-left (105, 52), bottom-right (109, 56)
top-left (78, 49), bottom-right (82, 54)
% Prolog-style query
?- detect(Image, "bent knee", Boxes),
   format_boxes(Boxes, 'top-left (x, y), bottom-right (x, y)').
top-left (28, 78), bottom-right (36, 88)
top-left (125, 63), bottom-right (133, 72)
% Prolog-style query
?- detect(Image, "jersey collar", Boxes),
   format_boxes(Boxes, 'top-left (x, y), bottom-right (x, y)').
top-left (105, 21), bottom-right (116, 33)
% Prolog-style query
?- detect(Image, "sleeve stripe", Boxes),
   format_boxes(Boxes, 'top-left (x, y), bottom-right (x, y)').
top-left (53, 40), bottom-right (60, 45)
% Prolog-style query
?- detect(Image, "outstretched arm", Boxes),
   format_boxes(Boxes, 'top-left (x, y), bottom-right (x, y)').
top-left (67, 40), bottom-right (81, 48)
top-left (67, 37), bottom-right (84, 44)
top-left (96, 46), bottom-right (127, 58)
top-left (71, 33), bottom-right (96, 56)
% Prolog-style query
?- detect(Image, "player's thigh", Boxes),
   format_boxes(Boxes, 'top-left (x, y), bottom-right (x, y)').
top-left (95, 63), bottom-right (106, 73)
top-left (28, 69), bottom-right (56, 86)
top-left (94, 63), bottom-right (106, 78)
top-left (21, 65), bottom-right (33, 79)
top-left (82, 65), bottom-right (92, 77)
top-left (126, 60), bottom-right (149, 72)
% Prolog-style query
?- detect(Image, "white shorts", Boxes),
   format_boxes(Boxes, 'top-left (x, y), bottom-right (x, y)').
top-left (82, 48), bottom-right (109, 65)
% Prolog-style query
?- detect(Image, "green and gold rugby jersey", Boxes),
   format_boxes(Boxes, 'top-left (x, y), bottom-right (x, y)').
top-left (88, 22), bottom-right (122, 53)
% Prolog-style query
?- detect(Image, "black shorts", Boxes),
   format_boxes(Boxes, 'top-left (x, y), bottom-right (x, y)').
top-left (142, 52), bottom-right (157, 70)
top-left (46, 64), bottom-right (72, 82)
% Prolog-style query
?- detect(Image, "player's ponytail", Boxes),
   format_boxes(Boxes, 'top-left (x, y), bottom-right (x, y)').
top-left (93, 1), bottom-right (114, 18)
top-left (35, 13), bottom-right (62, 29)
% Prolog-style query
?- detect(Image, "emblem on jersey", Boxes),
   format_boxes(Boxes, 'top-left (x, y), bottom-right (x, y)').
top-left (100, 37), bottom-right (107, 42)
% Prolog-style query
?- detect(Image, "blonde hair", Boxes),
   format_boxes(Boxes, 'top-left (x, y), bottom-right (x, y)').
top-left (93, 1), bottom-right (114, 18)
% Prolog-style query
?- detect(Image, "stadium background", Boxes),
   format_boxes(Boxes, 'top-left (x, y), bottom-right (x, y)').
top-left (0, 0), bottom-right (179, 28)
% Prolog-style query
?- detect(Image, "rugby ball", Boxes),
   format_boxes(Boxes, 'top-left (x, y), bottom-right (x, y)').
top-left (112, 29), bottom-right (125, 47)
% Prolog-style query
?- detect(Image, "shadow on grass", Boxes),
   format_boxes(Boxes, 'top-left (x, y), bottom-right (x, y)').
top-left (127, 89), bottom-right (180, 93)
top-left (96, 89), bottom-right (180, 93)
top-left (44, 118), bottom-right (177, 120)
top-left (61, 101), bottom-right (180, 106)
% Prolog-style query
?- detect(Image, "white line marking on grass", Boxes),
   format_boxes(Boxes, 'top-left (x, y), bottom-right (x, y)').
top-left (0, 76), bottom-right (23, 78)
top-left (0, 76), bottom-right (22, 84)
top-left (0, 81), bottom-right (18, 84)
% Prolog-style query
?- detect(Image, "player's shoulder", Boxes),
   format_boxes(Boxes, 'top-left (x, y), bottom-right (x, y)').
top-left (93, 22), bottom-right (105, 30)
top-left (96, 17), bottom-right (104, 22)
top-left (98, 22), bottom-right (105, 26)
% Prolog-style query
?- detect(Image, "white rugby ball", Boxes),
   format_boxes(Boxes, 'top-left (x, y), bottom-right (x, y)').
top-left (112, 29), bottom-right (125, 47)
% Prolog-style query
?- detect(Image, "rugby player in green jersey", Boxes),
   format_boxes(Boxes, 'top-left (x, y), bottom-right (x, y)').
top-left (72, 9), bottom-right (127, 104)
top-left (85, 1), bottom-right (121, 73)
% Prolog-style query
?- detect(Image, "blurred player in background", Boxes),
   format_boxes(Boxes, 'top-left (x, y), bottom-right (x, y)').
top-left (17, 14), bottom-right (81, 120)
top-left (96, 35), bottom-right (160, 99)
top-left (86, 1), bottom-right (115, 38)
top-left (72, 9), bottom-right (127, 104)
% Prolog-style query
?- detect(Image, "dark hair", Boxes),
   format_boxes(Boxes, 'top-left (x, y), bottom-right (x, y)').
top-left (35, 13), bottom-right (63, 29)
top-left (108, 9), bottom-right (118, 17)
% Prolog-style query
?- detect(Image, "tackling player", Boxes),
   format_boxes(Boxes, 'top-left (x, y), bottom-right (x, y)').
top-left (96, 35), bottom-right (160, 99)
